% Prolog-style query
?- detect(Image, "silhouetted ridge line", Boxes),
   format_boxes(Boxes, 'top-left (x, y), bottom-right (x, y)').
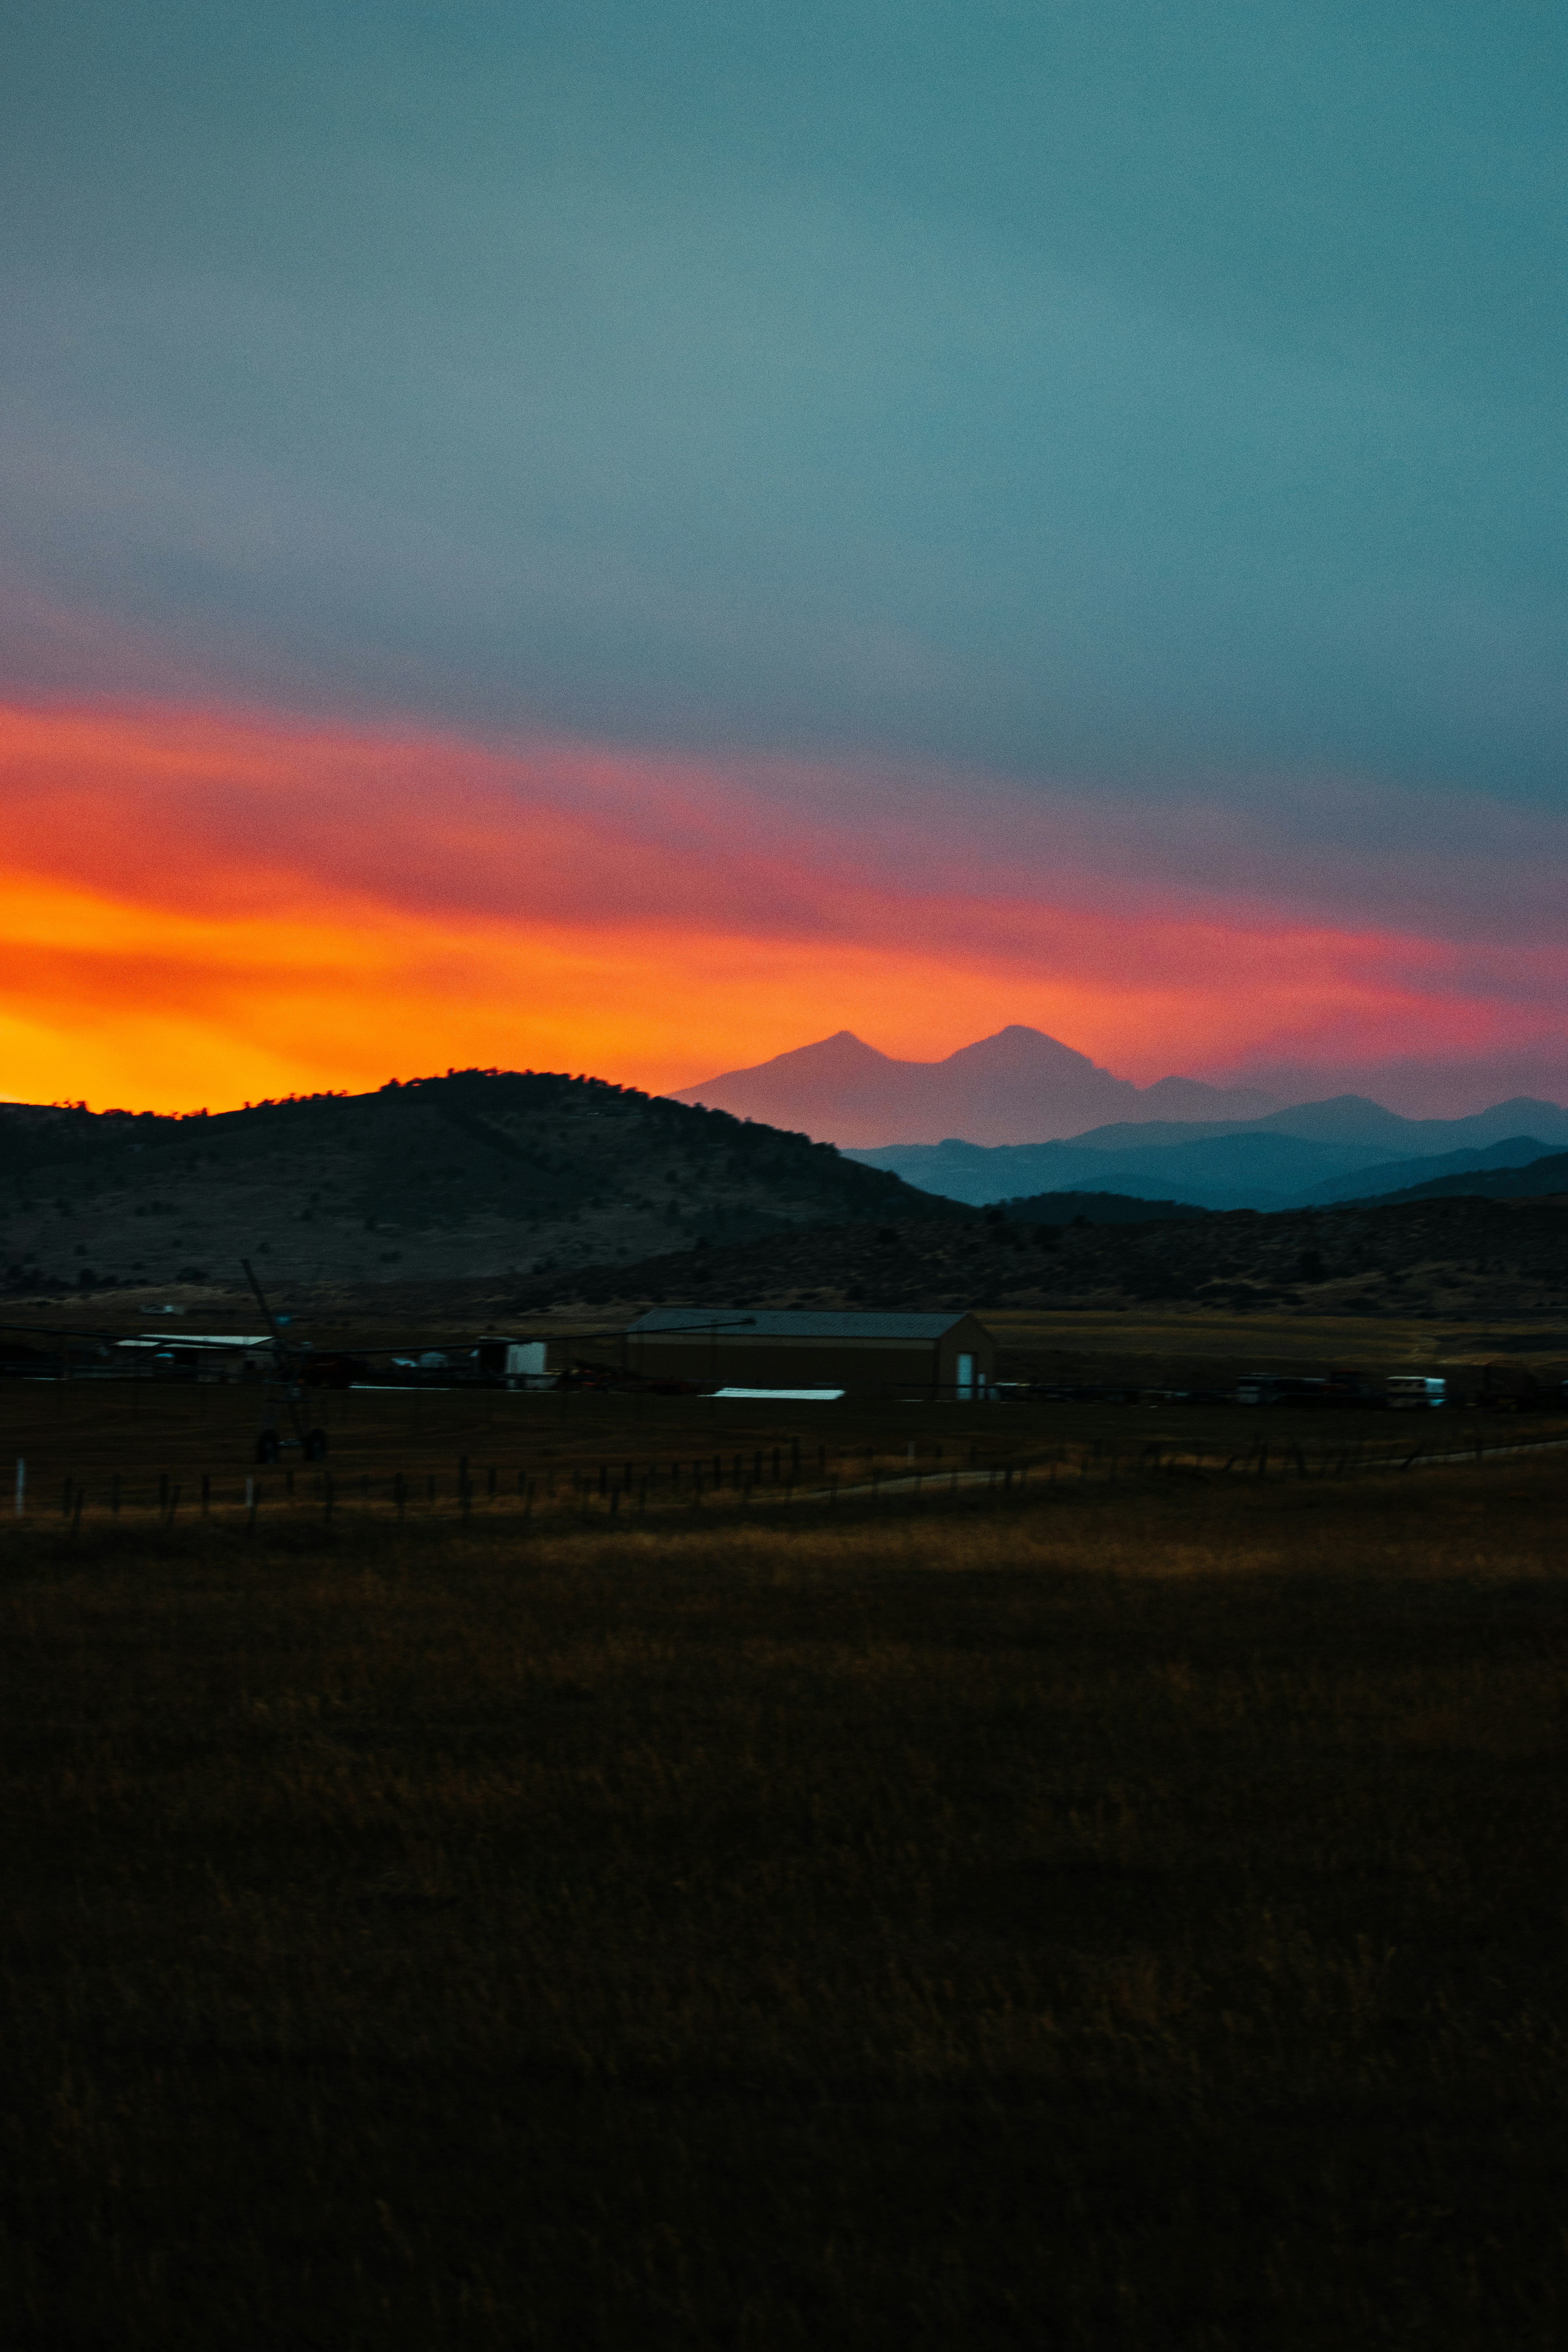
top-left (670, 1025), bottom-right (1279, 1146)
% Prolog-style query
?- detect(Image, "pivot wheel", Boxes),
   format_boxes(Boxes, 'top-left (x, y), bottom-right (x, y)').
top-left (304, 1428), bottom-right (328, 1462)
top-left (255, 1428), bottom-right (281, 1464)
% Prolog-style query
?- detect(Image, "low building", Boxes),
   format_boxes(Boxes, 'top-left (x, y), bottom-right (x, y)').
top-left (612, 1308), bottom-right (997, 1400)
top-left (488, 1338), bottom-right (570, 1389)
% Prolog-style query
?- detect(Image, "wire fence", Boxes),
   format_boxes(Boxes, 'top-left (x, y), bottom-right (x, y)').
top-left (9, 1421), bottom-right (1568, 1536)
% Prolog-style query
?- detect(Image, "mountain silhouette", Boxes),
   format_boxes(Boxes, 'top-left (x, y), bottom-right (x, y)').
top-left (669, 1026), bottom-right (1279, 1146)
top-left (852, 1102), bottom-right (1568, 1211)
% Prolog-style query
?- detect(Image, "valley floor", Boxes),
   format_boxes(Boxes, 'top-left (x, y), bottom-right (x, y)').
top-left (3, 1452), bottom-right (1566, 2348)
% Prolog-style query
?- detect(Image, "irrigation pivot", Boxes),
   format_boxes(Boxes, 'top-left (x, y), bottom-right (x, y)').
top-left (241, 1257), bottom-right (328, 1465)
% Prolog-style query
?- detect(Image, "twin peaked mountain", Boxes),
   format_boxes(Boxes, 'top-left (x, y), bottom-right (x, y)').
top-left (671, 1026), bottom-right (1278, 1149)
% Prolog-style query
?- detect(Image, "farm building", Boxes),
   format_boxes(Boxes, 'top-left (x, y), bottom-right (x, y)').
top-left (611, 1308), bottom-right (997, 1400)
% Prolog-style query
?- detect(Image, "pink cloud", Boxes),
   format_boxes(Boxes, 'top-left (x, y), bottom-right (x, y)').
top-left (0, 696), bottom-right (1564, 1112)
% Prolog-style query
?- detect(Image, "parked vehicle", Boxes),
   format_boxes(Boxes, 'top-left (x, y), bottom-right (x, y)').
top-left (1387, 1376), bottom-right (1446, 1409)
top-left (1236, 1375), bottom-right (1329, 1406)
top-left (1236, 1371), bottom-right (1378, 1408)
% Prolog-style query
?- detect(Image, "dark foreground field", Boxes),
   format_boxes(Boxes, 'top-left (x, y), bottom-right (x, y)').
top-left (3, 1464), bottom-right (1567, 2349)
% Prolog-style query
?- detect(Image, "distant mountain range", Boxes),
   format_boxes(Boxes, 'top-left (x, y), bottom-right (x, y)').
top-left (852, 1118), bottom-right (1568, 1214)
top-left (671, 1027), bottom-right (1279, 1146)
top-left (673, 1025), bottom-right (1568, 1212)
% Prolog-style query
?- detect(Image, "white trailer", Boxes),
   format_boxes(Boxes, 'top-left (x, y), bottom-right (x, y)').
top-left (1387, 1376), bottom-right (1446, 1409)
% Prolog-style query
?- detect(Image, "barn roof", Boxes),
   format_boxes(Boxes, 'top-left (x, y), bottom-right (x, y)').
top-left (624, 1308), bottom-right (980, 1340)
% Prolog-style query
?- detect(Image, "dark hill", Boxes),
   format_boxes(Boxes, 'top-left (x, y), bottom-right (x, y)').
top-left (1301, 1136), bottom-right (1559, 1207)
top-left (0, 1072), bottom-right (963, 1301)
top-left (1348, 1152), bottom-right (1568, 1208)
top-left (506, 1191), bottom-right (1568, 1325)
top-left (999, 1190), bottom-right (1209, 1226)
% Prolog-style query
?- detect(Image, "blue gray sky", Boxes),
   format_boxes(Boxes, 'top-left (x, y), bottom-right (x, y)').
top-left (2, 3), bottom-right (1565, 1112)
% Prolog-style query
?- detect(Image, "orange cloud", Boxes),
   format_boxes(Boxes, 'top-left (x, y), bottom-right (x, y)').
top-left (0, 698), bottom-right (1564, 1112)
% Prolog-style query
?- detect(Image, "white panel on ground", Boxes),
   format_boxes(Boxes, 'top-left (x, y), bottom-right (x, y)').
top-left (712, 1388), bottom-right (846, 1401)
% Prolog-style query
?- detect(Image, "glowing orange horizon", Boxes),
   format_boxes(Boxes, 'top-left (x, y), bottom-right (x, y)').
top-left (0, 698), bottom-right (1561, 1116)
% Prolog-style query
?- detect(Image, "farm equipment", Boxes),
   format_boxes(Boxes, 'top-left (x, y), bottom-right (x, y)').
top-left (241, 1258), bottom-right (328, 1464)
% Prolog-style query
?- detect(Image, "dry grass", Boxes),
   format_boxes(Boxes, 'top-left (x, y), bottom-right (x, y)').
top-left (2, 1462), bottom-right (1567, 2348)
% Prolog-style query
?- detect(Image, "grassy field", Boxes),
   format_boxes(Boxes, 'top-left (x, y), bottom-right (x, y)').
top-left (3, 1443), bottom-right (1567, 2349)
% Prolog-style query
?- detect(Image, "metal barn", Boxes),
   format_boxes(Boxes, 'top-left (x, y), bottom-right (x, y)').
top-left (614, 1308), bottom-right (997, 1400)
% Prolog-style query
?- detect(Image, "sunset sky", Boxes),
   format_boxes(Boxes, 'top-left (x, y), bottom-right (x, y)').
top-left (2, 3), bottom-right (1564, 1116)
